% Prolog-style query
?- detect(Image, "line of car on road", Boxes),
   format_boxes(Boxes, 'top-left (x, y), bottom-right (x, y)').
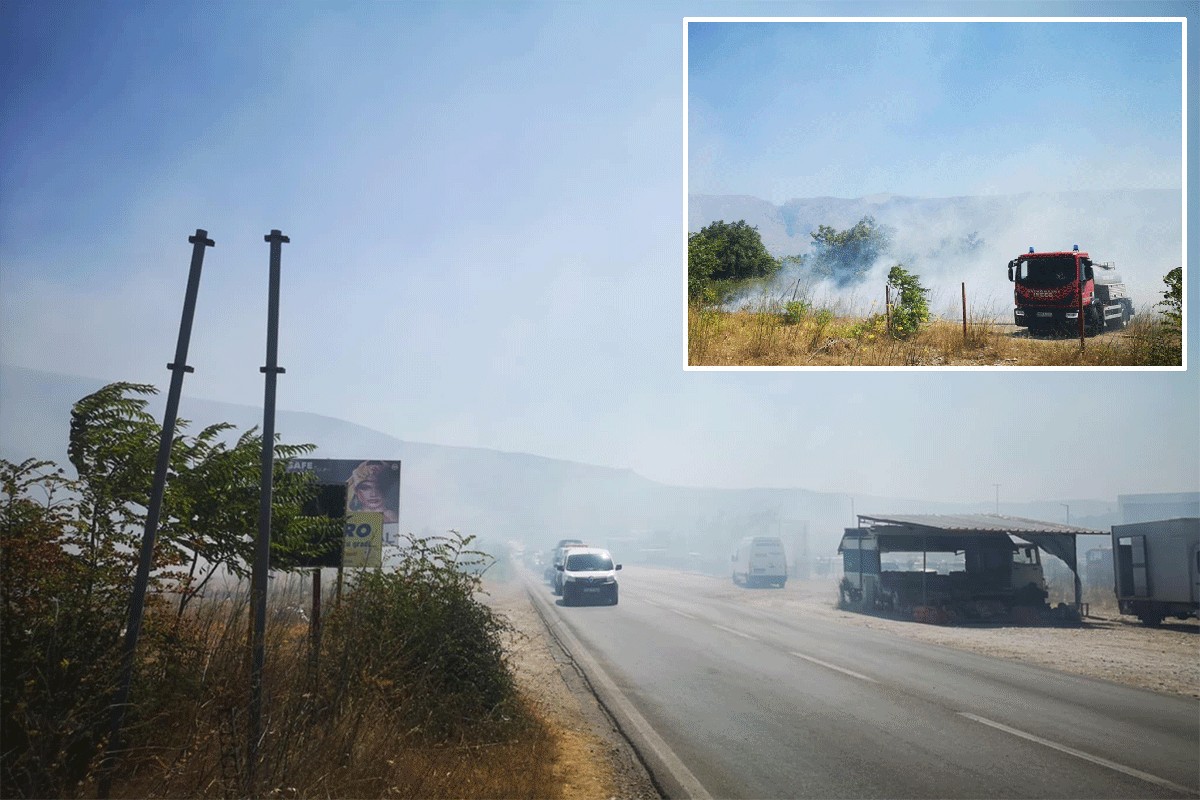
top-left (543, 538), bottom-right (622, 606)
top-left (540, 535), bottom-right (789, 606)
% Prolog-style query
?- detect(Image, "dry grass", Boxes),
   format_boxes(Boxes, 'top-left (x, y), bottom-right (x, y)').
top-left (689, 304), bottom-right (1182, 367)
top-left (88, 575), bottom-right (562, 800)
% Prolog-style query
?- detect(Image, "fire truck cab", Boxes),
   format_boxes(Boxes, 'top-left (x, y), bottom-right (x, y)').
top-left (1007, 245), bottom-right (1134, 335)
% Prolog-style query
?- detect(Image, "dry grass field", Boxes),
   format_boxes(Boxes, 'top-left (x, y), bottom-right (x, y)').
top-left (688, 306), bottom-right (1182, 367)
top-left (94, 580), bottom-right (564, 800)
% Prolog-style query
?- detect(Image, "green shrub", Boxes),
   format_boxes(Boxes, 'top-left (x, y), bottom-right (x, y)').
top-left (321, 531), bottom-right (515, 742)
top-left (1, 458), bottom-right (125, 799)
top-left (887, 264), bottom-right (930, 339)
top-left (781, 300), bottom-right (810, 325)
top-left (847, 315), bottom-right (886, 342)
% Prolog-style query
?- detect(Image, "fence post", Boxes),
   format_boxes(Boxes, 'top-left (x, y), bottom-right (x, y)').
top-left (885, 283), bottom-right (892, 334)
top-left (961, 282), bottom-right (967, 341)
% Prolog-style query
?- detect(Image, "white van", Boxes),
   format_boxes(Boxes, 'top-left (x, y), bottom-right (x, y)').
top-left (557, 546), bottom-right (622, 606)
top-left (732, 536), bottom-right (787, 588)
top-left (547, 538), bottom-right (585, 591)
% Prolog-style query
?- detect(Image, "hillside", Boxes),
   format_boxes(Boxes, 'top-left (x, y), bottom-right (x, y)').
top-left (0, 365), bottom-right (1121, 558)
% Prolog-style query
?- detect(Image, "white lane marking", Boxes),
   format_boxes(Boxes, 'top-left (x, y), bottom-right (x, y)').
top-left (641, 598), bottom-right (661, 607)
top-left (713, 623), bottom-right (758, 641)
top-left (789, 651), bottom-right (878, 683)
top-left (958, 712), bottom-right (1199, 797)
top-left (669, 607), bottom-right (696, 619)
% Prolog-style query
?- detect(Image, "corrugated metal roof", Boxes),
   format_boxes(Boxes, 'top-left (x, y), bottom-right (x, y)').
top-left (857, 513), bottom-right (1101, 536)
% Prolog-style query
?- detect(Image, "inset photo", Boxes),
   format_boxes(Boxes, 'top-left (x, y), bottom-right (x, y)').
top-left (684, 17), bottom-right (1185, 368)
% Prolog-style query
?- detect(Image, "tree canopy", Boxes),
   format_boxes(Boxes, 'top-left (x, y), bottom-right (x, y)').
top-left (808, 216), bottom-right (892, 287)
top-left (688, 220), bottom-right (779, 292)
top-left (1159, 266), bottom-right (1182, 323)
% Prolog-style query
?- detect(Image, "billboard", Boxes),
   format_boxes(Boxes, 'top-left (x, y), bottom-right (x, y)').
top-left (286, 459), bottom-right (402, 547)
top-left (344, 512), bottom-right (384, 568)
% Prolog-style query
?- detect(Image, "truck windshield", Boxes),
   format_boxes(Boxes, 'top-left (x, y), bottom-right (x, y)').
top-left (1017, 256), bottom-right (1076, 287)
top-left (566, 553), bottom-right (613, 571)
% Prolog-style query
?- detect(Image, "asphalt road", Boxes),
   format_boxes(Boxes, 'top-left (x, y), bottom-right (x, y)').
top-left (534, 566), bottom-right (1199, 799)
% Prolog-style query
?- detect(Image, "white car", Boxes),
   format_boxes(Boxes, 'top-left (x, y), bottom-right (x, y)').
top-left (557, 546), bottom-right (622, 606)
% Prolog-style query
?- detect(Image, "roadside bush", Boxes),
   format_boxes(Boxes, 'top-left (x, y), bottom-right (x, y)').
top-left (320, 531), bottom-right (516, 742)
top-left (0, 458), bottom-right (128, 799)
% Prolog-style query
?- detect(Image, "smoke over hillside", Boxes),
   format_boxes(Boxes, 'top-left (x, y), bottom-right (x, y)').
top-left (0, 365), bottom-right (1126, 565)
top-left (690, 190), bottom-right (1181, 316)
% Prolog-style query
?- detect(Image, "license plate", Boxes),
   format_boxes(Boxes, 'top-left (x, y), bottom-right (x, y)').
top-left (1036, 312), bottom-right (1052, 317)
top-left (583, 587), bottom-right (601, 593)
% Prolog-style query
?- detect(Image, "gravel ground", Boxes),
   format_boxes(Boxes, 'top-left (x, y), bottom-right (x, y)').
top-left (485, 577), bottom-right (659, 800)
top-left (670, 568), bottom-right (1200, 700)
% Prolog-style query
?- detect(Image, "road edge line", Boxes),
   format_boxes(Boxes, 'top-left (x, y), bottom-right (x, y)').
top-left (523, 576), bottom-right (713, 800)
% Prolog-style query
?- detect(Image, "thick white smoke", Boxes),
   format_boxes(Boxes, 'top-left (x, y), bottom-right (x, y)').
top-left (706, 190), bottom-right (1181, 319)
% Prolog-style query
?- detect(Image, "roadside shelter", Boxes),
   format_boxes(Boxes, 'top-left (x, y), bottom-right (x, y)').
top-left (840, 513), bottom-right (1102, 610)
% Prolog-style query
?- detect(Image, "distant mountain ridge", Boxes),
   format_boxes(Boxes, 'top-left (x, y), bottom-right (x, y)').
top-left (0, 365), bottom-right (1120, 559)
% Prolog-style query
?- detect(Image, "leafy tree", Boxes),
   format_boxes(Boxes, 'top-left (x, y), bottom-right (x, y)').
top-left (67, 382), bottom-right (323, 618)
top-left (1158, 266), bottom-right (1182, 324)
top-left (1, 383), bottom-right (324, 795)
top-left (886, 264), bottom-right (930, 339)
top-left (809, 216), bottom-right (893, 287)
top-left (687, 231), bottom-right (721, 301)
top-left (163, 423), bottom-right (323, 618)
top-left (68, 382), bottom-right (161, 608)
top-left (690, 220), bottom-right (779, 284)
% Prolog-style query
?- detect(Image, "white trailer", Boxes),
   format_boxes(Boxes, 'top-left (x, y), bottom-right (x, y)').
top-left (1111, 518), bottom-right (1200, 626)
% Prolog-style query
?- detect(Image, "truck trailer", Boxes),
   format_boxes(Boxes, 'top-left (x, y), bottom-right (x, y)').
top-left (1111, 518), bottom-right (1199, 626)
top-left (1007, 245), bottom-right (1134, 335)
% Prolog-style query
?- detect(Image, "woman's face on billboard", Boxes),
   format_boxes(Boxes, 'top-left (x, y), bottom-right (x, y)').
top-left (355, 479), bottom-right (385, 509)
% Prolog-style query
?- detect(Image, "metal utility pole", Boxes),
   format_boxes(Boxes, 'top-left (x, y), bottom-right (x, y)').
top-left (248, 229), bottom-right (288, 792)
top-left (993, 484), bottom-right (1001, 515)
top-left (1061, 503), bottom-right (1070, 525)
top-left (99, 229), bottom-right (214, 799)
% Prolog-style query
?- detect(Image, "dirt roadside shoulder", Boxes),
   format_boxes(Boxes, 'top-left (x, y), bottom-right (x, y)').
top-left (484, 577), bottom-right (659, 800)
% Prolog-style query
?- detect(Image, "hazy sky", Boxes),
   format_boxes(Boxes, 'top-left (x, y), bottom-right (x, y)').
top-left (1, 1), bottom-right (1197, 505)
top-left (689, 18), bottom-right (1184, 201)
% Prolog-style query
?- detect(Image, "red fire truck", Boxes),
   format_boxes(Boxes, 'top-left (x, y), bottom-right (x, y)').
top-left (1007, 245), bottom-right (1134, 335)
